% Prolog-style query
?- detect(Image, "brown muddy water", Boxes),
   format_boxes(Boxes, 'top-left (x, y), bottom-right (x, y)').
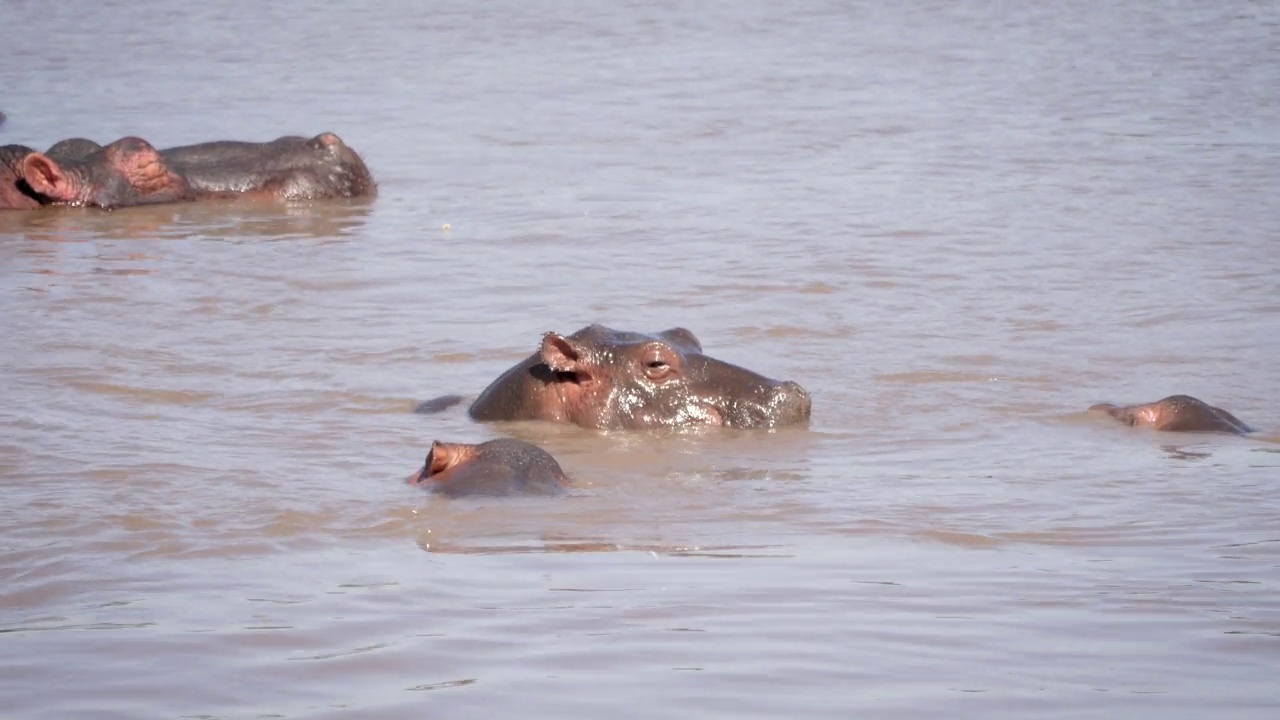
top-left (2, 2), bottom-right (1279, 718)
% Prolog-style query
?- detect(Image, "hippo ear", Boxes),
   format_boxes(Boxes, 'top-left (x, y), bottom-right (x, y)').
top-left (425, 441), bottom-right (458, 479)
top-left (540, 332), bottom-right (587, 374)
top-left (659, 327), bottom-right (702, 352)
top-left (20, 152), bottom-right (76, 201)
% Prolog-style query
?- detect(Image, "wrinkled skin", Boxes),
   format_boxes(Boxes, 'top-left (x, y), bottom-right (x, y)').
top-left (467, 325), bottom-right (812, 430)
top-left (408, 438), bottom-right (570, 498)
top-left (160, 133), bottom-right (375, 200)
top-left (1089, 395), bottom-right (1253, 434)
top-left (2, 131), bottom-right (374, 211)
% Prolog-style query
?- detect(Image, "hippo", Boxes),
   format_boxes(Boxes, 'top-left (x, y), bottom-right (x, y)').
top-left (409, 438), bottom-right (570, 497)
top-left (2, 131), bottom-right (374, 210)
top-left (459, 324), bottom-right (812, 430)
top-left (159, 133), bottom-right (375, 200)
top-left (1090, 395), bottom-right (1254, 434)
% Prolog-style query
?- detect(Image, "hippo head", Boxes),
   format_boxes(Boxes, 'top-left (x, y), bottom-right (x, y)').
top-left (468, 324), bottom-right (812, 430)
top-left (20, 137), bottom-right (191, 209)
top-left (1089, 394), bottom-right (1253, 434)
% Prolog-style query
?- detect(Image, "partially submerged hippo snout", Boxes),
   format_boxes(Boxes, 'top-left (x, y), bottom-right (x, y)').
top-left (466, 324), bottom-right (812, 431)
top-left (1090, 395), bottom-right (1253, 434)
top-left (690, 376), bottom-right (811, 429)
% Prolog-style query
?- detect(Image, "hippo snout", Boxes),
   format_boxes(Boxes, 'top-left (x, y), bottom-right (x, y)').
top-left (719, 379), bottom-right (812, 429)
top-left (767, 380), bottom-right (812, 426)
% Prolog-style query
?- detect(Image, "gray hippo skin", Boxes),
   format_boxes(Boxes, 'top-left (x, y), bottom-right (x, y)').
top-left (160, 133), bottom-right (375, 200)
top-left (1090, 395), bottom-right (1253, 434)
top-left (467, 324), bottom-right (812, 430)
top-left (45, 138), bottom-right (105, 163)
top-left (409, 438), bottom-right (570, 498)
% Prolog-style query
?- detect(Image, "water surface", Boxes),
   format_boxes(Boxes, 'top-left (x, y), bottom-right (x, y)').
top-left (2, 1), bottom-right (1278, 718)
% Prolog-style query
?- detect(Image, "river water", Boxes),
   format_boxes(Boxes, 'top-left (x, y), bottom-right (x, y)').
top-left (2, 1), bottom-right (1278, 718)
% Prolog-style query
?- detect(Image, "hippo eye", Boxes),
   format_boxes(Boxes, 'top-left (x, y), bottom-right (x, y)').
top-left (642, 356), bottom-right (676, 380)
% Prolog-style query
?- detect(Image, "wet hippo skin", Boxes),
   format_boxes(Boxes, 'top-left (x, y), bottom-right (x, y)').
top-left (1089, 395), bottom-right (1254, 434)
top-left (159, 133), bottom-right (375, 200)
top-left (467, 324), bottom-right (812, 430)
top-left (409, 438), bottom-right (570, 498)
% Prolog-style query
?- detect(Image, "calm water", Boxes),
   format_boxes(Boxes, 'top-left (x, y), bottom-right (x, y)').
top-left (2, 1), bottom-right (1279, 718)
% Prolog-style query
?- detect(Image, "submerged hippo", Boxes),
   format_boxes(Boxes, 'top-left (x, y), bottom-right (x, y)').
top-left (409, 438), bottom-right (570, 498)
top-left (1, 131), bottom-right (374, 211)
top-left (1090, 395), bottom-right (1254, 434)
top-left (462, 324), bottom-right (812, 430)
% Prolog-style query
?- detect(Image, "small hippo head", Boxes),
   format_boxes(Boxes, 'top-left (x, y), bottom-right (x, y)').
top-left (468, 324), bottom-right (812, 430)
top-left (20, 137), bottom-right (191, 209)
top-left (409, 438), bottom-right (569, 497)
top-left (1089, 394), bottom-right (1253, 434)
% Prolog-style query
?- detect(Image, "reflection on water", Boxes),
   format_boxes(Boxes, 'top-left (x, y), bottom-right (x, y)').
top-left (2, 0), bottom-right (1279, 719)
top-left (0, 197), bottom-right (374, 243)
